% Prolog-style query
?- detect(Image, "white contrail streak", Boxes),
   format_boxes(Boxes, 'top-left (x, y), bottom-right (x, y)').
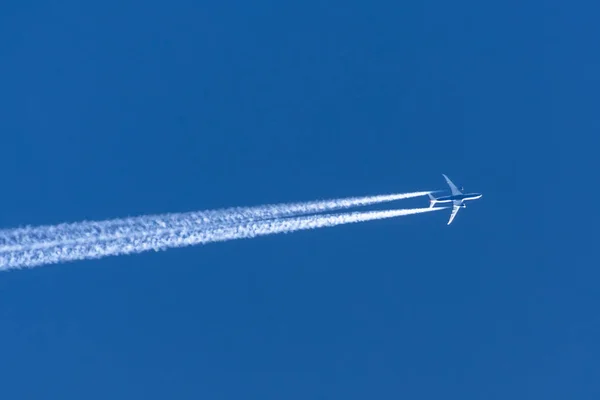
top-left (0, 207), bottom-right (444, 271)
top-left (0, 191), bottom-right (431, 252)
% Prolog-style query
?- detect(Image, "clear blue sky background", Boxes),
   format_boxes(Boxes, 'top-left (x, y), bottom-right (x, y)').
top-left (0, 0), bottom-right (598, 398)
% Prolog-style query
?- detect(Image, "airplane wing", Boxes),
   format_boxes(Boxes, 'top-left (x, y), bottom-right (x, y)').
top-left (442, 174), bottom-right (462, 196)
top-left (447, 201), bottom-right (462, 225)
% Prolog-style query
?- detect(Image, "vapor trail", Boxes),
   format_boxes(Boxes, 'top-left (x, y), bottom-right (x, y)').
top-left (0, 191), bottom-right (431, 252)
top-left (0, 207), bottom-right (444, 271)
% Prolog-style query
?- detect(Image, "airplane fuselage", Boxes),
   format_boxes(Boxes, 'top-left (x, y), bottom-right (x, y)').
top-left (433, 193), bottom-right (482, 203)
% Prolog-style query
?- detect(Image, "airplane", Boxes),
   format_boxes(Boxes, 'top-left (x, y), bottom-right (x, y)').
top-left (428, 174), bottom-right (482, 225)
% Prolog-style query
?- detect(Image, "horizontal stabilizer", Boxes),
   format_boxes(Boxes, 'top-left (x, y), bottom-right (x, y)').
top-left (427, 193), bottom-right (437, 208)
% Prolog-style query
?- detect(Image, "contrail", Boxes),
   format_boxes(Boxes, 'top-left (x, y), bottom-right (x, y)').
top-left (0, 207), bottom-right (444, 271)
top-left (0, 191), bottom-right (431, 252)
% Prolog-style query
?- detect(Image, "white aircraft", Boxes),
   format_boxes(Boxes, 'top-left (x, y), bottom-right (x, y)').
top-left (428, 174), bottom-right (482, 225)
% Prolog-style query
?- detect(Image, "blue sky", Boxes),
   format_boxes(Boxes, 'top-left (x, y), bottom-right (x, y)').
top-left (0, 0), bottom-right (599, 398)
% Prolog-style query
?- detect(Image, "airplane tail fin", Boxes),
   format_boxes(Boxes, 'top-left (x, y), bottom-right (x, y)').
top-left (427, 193), bottom-right (437, 208)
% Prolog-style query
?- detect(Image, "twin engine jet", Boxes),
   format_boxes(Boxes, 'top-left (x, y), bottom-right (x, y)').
top-left (428, 174), bottom-right (482, 225)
